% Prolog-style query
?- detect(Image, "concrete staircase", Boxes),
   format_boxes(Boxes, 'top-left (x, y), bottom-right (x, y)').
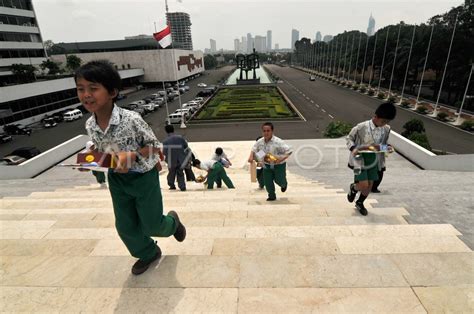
top-left (1, 141), bottom-right (472, 313)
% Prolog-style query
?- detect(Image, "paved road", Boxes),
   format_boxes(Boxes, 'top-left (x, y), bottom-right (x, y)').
top-left (0, 66), bottom-right (235, 157)
top-left (267, 65), bottom-right (474, 154)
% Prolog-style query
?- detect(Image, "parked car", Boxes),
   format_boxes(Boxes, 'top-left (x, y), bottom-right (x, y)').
top-left (132, 107), bottom-right (146, 117)
top-left (166, 87), bottom-right (174, 93)
top-left (310, 75), bottom-right (315, 81)
top-left (194, 97), bottom-right (204, 103)
top-left (167, 112), bottom-right (185, 124)
top-left (8, 147), bottom-right (41, 159)
top-left (136, 84), bottom-right (144, 90)
top-left (137, 103), bottom-right (154, 113)
top-left (197, 83), bottom-right (207, 87)
top-left (174, 108), bottom-right (191, 117)
top-left (43, 118), bottom-right (58, 128)
top-left (153, 98), bottom-right (165, 106)
top-left (0, 133), bottom-right (13, 144)
top-left (63, 109), bottom-right (83, 122)
top-left (130, 100), bottom-right (146, 106)
top-left (117, 93), bottom-right (127, 100)
top-left (4, 124), bottom-right (32, 136)
top-left (158, 90), bottom-right (167, 97)
top-left (51, 112), bottom-right (65, 122)
top-left (178, 87), bottom-right (186, 94)
top-left (197, 90), bottom-right (214, 97)
top-left (169, 91), bottom-right (180, 97)
top-left (0, 155), bottom-right (26, 166)
top-left (184, 86), bottom-right (190, 91)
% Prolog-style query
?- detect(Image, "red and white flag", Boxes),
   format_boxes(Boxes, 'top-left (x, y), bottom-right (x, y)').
top-left (153, 24), bottom-right (172, 48)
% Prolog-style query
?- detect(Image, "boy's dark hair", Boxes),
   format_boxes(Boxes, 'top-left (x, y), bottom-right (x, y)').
top-left (262, 122), bottom-right (274, 130)
top-left (74, 60), bottom-right (121, 101)
top-left (192, 159), bottom-right (201, 167)
top-left (375, 102), bottom-right (397, 120)
top-left (215, 147), bottom-right (223, 156)
top-left (165, 124), bottom-right (174, 134)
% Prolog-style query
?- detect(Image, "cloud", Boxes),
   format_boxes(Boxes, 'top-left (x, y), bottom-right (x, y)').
top-left (71, 9), bottom-right (97, 20)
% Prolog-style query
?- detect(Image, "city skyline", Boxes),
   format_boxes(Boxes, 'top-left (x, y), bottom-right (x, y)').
top-left (34, 0), bottom-right (463, 51)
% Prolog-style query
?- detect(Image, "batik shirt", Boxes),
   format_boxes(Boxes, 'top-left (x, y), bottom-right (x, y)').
top-left (85, 105), bottom-right (160, 173)
top-left (252, 135), bottom-right (292, 164)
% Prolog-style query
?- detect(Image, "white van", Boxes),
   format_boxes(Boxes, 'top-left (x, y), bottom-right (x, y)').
top-left (63, 109), bottom-right (83, 122)
top-left (168, 112), bottom-right (185, 124)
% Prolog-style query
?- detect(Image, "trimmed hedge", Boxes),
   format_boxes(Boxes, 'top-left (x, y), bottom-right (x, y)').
top-left (324, 121), bottom-right (353, 138)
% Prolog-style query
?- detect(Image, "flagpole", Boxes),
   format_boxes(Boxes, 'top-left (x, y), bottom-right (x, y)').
top-left (155, 22), bottom-right (171, 124)
top-left (368, 31), bottom-right (378, 88)
top-left (347, 33), bottom-right (355, 81)
top-left (354, 33), bottom-right (362, 81)
top-left (342, 34), bottom-right (349, 80)
top-left (377, 27), bottom-right (390, 94)
top-left (433, 13), bottom-right (458, 117)
top-left (456, 63), bottom-right (473, 125)
top-left (360, 34), bottom-right (369, 85)
top-left (399, 25), bottom-right (416, 105)
top-left (387, 23), bottom-right (402, 99)
top-left (415, 25), bottom-right (434, 110)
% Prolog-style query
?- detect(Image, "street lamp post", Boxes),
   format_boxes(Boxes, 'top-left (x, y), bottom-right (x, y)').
top-left (360, 34), bottom-right (370, 85)
top-left (354, 32), bottom-right (362, 81)
top-left (377, 27), bottom-right (390, 95)
top-left (347, 33), bottom-right (355, 81)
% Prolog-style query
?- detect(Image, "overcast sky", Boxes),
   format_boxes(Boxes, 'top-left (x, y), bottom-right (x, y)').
top-left (34, 0), bottom-right (463, 50)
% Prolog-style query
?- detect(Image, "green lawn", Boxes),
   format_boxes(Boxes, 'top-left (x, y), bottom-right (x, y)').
top-left (194, 86), bottom-right (298, 121)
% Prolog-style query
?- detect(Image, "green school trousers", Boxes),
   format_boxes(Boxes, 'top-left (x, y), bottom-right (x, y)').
top-left (207, 162), bottom-right (234, 189)
top-left (108, 167), bottom-right (177, 261)
top-left (263, 163), bottom-right (288, 198)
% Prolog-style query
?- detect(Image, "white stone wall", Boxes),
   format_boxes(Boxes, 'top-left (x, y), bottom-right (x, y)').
top-left (51, 49), bottom-right (205, 83)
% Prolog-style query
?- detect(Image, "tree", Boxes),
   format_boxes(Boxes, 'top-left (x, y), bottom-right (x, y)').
top-left (44, 39), bottom-right (54, 55)
top-left (204, 54), bottom-right (217, 69)
top-left (66, 55), bottom-right (82, 71)
top-left (40, 59), bottom-right (62, 75)
top-left (11, 64), bottom-right (36, 83)
top-left (402, 118), bottom-right (426, 137)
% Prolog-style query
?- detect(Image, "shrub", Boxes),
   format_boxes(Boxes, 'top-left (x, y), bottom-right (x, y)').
top-left (460, 120), bottom-right (474, 132)
top-left (346, 83), bottom-right (353, 88)
top-left (436, 112), bottom-right (449, 122)
top-left (401, 100), bottom-right (411, 108)
top-left (341, 81), bottom-right (346, 86)
top-left (367, 89), bottom-right (375, 96)
top-left (377, 92), bottom-right (385, 99)
top-left (352, 84), bottom-right (360, 90)
top-left (359, 85), bottom-right (367, 93)
top-left (416, 106), bottom-right (428, 114)
top-left (402, 119), bottom-right (426, 137)
top-left (408, 132), bottom-right (431, 151)
top-left (387, 96), bottom-right (396, 104)
top-left (324, 121), bottom-right (353, 138)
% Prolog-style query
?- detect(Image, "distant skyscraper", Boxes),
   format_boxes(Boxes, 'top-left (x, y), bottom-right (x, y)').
top-left (315, 31), bottom-right (322, 42)
top-left (166, 12), bottom-right (193, 50)
top-left (247, 33), bottom-right (253, 53)
top-left (241, 36), bottom-right (247, 53)
top-left (255, 36), bottom-right (266, 52)
top-left (291, 29), bottom-right (299, 50)
top-left (275, 43), bottom-right (280, 50)
top-left (267, 30), bottom-right (272, 51)
top-left (323, 35), bottom-right (333, 43)
top-left (234, 38), bottom-right (240, 52)
top-left (210, 39), bottom-right (217, 53)
top-left (367, 13), bottom-right (376, 36)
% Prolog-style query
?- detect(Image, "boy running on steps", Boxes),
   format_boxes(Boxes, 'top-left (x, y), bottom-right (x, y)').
top-left (75, 60), bottom-right (186, 275)
top-left (346, 102), bottom-right (397, 216)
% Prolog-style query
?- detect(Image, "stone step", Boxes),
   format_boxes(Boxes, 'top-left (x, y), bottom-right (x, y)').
top-left (2, 222), bottom-right (461, 240)
top-left (1, 253), bottom-right (472, 288)
top-left (0, 197), bottom-right (368, 210)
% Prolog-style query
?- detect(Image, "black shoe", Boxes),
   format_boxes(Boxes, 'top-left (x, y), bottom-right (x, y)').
top-left (281, 186), bottom-right (287, 193)
top-left (169, 186), bottom-right (176, 190)
top-left (180, 188), bottom-right (186, 191)
top-left (266, 196), bottom-right (276, 201)
top-left (168, 211), bottom-right (186, 242)
top-left (259, 185), bottom-right (264, 190)
top-left (347, 183), bottom-right (357, 203)
top-left (371, 188), bottom-right (381, 193)
top-left (131, 246), bottom-right (162, 275)
top-left (216, 185), bottom-right (222, 188)
top-left (356, 201), bottom-right (368, 216)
